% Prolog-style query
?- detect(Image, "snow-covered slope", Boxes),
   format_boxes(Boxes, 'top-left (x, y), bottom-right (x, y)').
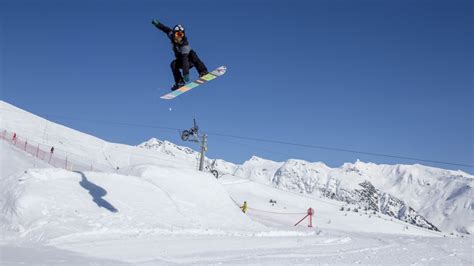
top-left (137, 137), bottom-right (239, 175)
top-left (233, 156), bottom-right (284, 184)
top-left (232, 158), bottom-right (473, 234)
top-left (0, 101), bottom-right (263, 242)
top-left (138, 137), bottom-right (200, 161)
top-left (0, 100), bottom-right (472, 264)
top-left (219, 174), bottom-right (439, 237)
top-left (1, 167), bottom-right (263, 242)
top-left (137, 133), bottom-right (472, 234)
top-left (137, 131), bottom-right (473, 234)
top-left (136, 135), bottom-right (474, 234)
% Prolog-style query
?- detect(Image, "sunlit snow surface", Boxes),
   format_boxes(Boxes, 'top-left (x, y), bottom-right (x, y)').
top-left (0, 101), bottom-right (472, 265)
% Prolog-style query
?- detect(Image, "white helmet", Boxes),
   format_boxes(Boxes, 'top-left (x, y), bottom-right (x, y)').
top-left (173, 24), bottom-right (185, 33)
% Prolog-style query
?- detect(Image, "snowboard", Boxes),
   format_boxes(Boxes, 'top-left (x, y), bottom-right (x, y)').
top-left (160, 66), bottom-right (227, 100)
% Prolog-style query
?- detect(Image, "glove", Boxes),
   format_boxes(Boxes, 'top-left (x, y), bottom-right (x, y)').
top-left (183, 74), bottom-right (190, 83)
top-left (151, 19), bottom-right (159, 26)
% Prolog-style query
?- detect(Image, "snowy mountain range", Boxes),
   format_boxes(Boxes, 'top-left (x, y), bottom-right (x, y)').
top-left (137, 138), bottom-right (473, 234)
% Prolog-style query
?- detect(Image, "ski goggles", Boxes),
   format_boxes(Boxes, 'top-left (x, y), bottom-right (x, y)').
top-left (174, 31), bottom-right (184, 38)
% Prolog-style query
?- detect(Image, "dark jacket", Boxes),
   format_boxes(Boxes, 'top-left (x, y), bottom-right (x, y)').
top-left (154, 22), bottom-right (192, 75)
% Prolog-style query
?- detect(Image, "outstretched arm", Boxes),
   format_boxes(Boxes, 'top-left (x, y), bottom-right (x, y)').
top-left (152, 20), bottom-right (172, 34)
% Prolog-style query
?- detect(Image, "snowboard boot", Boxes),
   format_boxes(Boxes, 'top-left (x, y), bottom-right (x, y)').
top-left (199, 71), bottom-right (209, 78)
top-left (171, 80), bottom-right (185, 91)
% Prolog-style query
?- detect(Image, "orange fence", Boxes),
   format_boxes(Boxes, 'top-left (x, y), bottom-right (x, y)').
top-left (1, 129), bottom-right (114, 173)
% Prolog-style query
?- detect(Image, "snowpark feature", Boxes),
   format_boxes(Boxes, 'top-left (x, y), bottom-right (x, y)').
top-left (0, 100), bottom-right (472, 265)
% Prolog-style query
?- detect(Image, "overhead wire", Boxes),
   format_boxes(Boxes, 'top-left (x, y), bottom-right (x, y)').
top-left (209, 135), bottom-right (296, 159)
top-left (206, 131), bottom-right (474, 168)
top-left (15, 112), bottom-right (473, 169)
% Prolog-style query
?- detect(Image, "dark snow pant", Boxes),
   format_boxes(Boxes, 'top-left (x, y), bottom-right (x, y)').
top-left (171, 50), bottom-right (208, 83)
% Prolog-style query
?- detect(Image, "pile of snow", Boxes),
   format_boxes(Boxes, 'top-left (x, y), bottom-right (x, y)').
top-left (1, 166), bottom-right (262, 242)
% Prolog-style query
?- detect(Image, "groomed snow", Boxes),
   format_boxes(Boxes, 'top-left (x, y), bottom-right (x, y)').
top-left (1, 100), bottom-right (472, 264)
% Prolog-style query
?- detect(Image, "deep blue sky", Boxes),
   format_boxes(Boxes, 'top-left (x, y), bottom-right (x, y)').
top-left (1, 0), bottom-right (473, 173)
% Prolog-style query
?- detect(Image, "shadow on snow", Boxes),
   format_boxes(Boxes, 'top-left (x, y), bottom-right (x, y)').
top-left (76, 171), bottom-right (118, 213)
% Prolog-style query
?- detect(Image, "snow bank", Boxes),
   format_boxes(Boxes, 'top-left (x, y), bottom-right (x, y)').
top-left (1, 166), bottom-right (263, 242)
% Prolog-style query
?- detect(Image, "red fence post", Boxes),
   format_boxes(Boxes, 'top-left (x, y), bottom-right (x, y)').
top-left (294, 207), bottom-right (314, 227)
top-left (24, 140), bottom-right (27, 151)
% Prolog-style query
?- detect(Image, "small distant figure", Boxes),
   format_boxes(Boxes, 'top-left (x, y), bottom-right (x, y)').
top-left (48, 146), bottom-right (54, 164)
top-left (12, 133), bottom-right (17, 141)
top-left (240, 201), bottom-right (248, 213)
top-left (269, 199), bottom-right (277, 206)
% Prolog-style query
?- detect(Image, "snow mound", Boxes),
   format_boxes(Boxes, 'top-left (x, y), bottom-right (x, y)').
top-left (1, 166), bottom-right (263, 242)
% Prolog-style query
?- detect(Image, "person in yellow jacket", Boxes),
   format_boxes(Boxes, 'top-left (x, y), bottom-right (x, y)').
top-left (240, 201), bottom-right (248, 213)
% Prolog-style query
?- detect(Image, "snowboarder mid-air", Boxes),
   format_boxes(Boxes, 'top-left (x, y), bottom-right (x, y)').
top-left (152, 19), bottom-right (209, 91)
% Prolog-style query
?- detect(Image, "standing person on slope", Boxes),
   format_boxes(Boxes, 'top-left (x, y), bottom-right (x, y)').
top-left (152, 19), bottom-right (209, 91)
